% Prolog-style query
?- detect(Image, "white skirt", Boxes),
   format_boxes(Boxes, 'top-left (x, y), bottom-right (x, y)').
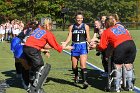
top-left (13, 29), bottom-right (21, 35)
top-left (0, 29), bottom-right (5, 34)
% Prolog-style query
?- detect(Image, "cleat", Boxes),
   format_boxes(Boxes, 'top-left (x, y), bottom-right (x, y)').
top-left (82, 81), bottom-right (88, 89)
top-left (115, 87), bottom-right (121, 92)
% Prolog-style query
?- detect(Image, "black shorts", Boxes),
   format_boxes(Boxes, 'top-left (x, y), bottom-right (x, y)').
top-left (23, 45), bottom-right (44, 70)
top-left (112, 40), bottom-right (136, 64)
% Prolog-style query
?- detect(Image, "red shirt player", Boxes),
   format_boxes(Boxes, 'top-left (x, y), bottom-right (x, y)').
top-left (91, 18), bottom-right (136, 92)
top-left (23, 18), bottom-right (72, 92)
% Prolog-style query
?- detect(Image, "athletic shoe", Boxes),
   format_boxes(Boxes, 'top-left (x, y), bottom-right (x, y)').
top-left (82, 81), bottom-right (89, 89)
top-left (115, 86), bottom-right (121, 92)
top-left (21, 79), bottom-right (28, 90)
top-left (74, 76), bottom-right (79, 84)
top-left (127, 85), bottom-right (134, 91)
top-left (116, 89), bottom-right (121, 92)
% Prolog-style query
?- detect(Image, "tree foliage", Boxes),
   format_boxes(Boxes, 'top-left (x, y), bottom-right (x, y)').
top-left (0, 0), bottom-right (138, 24)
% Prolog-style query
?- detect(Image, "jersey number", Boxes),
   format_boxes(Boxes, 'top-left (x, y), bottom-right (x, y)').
top-left (77, 34), bottom-right (79, 41)
top-left (111, 26), bottom-right (126, 36)
top-left (31, 28), bottom-right (46, 39)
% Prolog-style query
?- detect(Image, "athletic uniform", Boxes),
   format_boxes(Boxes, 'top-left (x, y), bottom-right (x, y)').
top-left (71, 23), bottom-right (88, 56)
top-left (23, 27), bottom-right (63, 92)
top-left (98, 24), bottom-right (136, 64)
top-left (98, 24), bottom-right (137, 92)
top-left (23, 27), bottom-right (62, 75)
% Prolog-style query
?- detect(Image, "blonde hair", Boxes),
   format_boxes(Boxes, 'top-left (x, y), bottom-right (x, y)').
top-left (41, 18), bottom-right (53, 29)
top-left (41, 18), bottom-right (52, 26)
top-left (44, 18), bottom-right (52, 25)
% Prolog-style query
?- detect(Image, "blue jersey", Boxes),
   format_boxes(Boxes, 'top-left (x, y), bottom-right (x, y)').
top-left (11, 37), bottom-right (24, 58)
top-left (72, 23), bottom-right (87, 42)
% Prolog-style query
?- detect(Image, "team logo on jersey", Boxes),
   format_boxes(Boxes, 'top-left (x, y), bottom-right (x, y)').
top-left (111, 25), bottom-right (126, 36)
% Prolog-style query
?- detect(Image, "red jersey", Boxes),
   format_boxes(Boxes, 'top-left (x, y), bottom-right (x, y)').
top-left (98, 25), bottom-right (132, 51)
top-left (25, 27), bottom-right (62, 53)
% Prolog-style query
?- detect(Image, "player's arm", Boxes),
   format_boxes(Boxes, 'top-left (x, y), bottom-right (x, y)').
top-left (97, 31), bottom-right (108, 51)
top-left (85, 24), bottom-right (91, 43)
top-left (46, 31), bottom-right (63, 53)
top-left (46, 31), bottom-right (73, 53)
top-left (61, 25), bottom-right (73, 47)
top-left (91, 33), bottom-right (97, 41)
top-left (44, 43), bottom-right (52, 49)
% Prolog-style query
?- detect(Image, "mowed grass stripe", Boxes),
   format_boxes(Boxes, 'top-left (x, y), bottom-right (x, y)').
top-left (0, 30), bottom-right (139, 93)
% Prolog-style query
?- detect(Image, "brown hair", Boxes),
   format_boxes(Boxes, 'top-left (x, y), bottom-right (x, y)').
top-left (105, 18), bottom-right (115, 28)
top-left (108, 13), bottom-right (120, 22)
top-left (112, 13), bottom-right (119, 22)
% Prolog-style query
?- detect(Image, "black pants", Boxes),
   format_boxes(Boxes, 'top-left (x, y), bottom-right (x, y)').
top-left (112, 40), bottom-right (136, 64)
top-left (23, 46), bottom-right (44, 75)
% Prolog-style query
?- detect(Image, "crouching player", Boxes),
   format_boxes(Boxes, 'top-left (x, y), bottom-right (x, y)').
top-left (90, 17), bottom-right (136, 92)
top-left (23, 18), bottom-right (73, 93)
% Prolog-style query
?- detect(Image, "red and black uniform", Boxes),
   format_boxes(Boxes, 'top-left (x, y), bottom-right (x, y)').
top-left (23, 27), bottom-right (62, 79)
top-left (98, 24), bottom-right (136, 64)
top-left (25, 27), bottom-right (62, 52)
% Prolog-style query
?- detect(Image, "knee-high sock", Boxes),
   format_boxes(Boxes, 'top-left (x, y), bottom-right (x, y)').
top-left (15, 62), bottom-right (22, 74)
top-left (72, 67), bottom-right (78, 77)
top-left (81, 68), bottom-right (87, 82)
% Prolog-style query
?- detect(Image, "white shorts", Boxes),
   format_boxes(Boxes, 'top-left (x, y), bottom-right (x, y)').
top-left (0, 29), bottom-right (5, 34)
top-left (13, 29), bottom-right (21, 35)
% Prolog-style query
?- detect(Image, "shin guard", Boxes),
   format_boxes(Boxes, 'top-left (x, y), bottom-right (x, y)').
top-left (126, 68), bottom-right (134, 89)
top-left (114, 68), bottom-right (122, 90)
top-left (28, 63), bottom-right (51, 93)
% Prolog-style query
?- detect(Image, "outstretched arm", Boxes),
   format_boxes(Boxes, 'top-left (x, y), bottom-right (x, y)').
top-left (46, 31), bottom-right (73, 53)
top-left (61, 25), bottom-right (73, 47)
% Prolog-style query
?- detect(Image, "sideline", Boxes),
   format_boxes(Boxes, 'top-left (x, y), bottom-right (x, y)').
top-left (63, 50), bottom-right (140, 93)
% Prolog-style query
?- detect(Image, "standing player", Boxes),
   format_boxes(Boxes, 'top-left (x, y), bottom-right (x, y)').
top-left (90, 18), bottom-right (136, 92)
top-left (23, 18), bottom-right (72, 93)
top-left (62, 12), bottom-right (91, 89)
top-left (0, 24), bottom-right (5, 42)
top-left (90, 19), bottom-right (109, 77)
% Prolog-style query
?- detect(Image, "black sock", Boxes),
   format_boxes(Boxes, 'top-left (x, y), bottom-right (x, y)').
top-left (22, 67), bottom-right (29, 86)
top-left (72, 67), bottom-right (78, 77)
top-left (81, 68), bottom-right (87, 82)
top-left (15, 61), bottom-right (22, 74)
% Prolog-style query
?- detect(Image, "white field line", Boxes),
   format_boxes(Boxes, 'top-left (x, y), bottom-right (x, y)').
top-left (63, 50), bottom-right (140, 93)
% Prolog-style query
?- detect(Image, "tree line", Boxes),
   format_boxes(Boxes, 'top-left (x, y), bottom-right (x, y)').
top-left (0, 0), bottom-right (139, 24)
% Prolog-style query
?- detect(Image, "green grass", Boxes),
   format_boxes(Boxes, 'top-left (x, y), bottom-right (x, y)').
top-left (0, 30), bottom-right (139, 93)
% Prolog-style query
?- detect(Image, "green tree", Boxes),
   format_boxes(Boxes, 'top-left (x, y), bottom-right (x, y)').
top-left (0, 0), bottom-right (137, 24)
top-left (64, 0), bottom-right (136, 23)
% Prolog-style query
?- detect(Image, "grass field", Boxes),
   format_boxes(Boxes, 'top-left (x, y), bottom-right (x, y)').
top-left (0, 30), bottom-right (139, 93)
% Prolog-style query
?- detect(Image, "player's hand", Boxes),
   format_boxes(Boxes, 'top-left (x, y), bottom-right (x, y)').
top-left (43, 49), bottom-right (50, 58)
top-left (64, 45), bottom-right (73, 50)
top-left (41, 49), bottom-right (50, 58)
top-left (44, 52), bottom-right (50, 58)
top-left (61, 42), bottom-right (67, 48)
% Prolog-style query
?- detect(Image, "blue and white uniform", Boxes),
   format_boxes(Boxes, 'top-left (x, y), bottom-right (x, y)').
top-left (71, 23), bottom-right (88, 56)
